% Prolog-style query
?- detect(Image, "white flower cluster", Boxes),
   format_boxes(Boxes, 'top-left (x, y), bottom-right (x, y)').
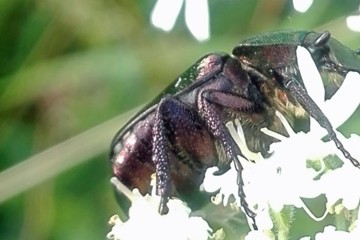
top-left (299, 224), bottom-right (360, 240)
top-left (202, 46), bottom-right (360, 239)
top-left (107, 177), bottom-right (212, 240)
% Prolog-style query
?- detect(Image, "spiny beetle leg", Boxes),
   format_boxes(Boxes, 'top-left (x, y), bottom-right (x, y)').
top-left (284, 77), bottom-right (360, 168)
top-left (152, 95), bottom-right (217, 214)
top-left (198, 89), bottom-right (246, 168)
top-left (233, 156), bottom-right (258, 230)
top-left (198, 89), bottom-right (258, 228)
top-left (152, 97), bottom-right (174, 214)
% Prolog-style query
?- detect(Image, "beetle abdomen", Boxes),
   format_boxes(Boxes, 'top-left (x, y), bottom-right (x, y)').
top-left (111, 114), bottom-right (156, 194)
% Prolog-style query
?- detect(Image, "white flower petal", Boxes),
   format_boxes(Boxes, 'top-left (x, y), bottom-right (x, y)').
top-left (315, 225), bottom-right (353, 240)
top-left (292, 0), bottom-right (313, 13)
top-left (184, 0), bottom-right (210, 41)
top-left (319, 135), bottom-right (360, 210)
top-left (244, 230), bottom-right (273, 240)
top-left (296, 46), bottom-right (327, 136)
top-left (347, 15), bottom-right (360, 32)
top-left (254, 207), bottom-right (274, 230)
top-left (297, 46), bottom-right (325, 105)
top-left (324, 71), bottom-right (360, 128)
top-left (151, 0), bottom-right (184, 31)
top-left (203, 162), bottom-right (240, 206)
top-left (108, 178), bottom-right (212, 240)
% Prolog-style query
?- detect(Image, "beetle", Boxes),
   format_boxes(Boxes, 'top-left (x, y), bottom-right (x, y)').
top-left (109, 30), bottom-right (360, 229)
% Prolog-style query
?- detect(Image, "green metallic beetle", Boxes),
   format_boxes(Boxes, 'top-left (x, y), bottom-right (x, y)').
top-left (110, 30), bottom-right (360, 229)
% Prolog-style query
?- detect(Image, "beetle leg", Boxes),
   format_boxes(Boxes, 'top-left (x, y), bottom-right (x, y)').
top-left (198, 90), bottom-right (249, 165)
top-left (152, 97), bottom-right (174, 214)
top-left (284, 77), bottom-right (360, 168)
top-left (203, 91), bottom-right (257, 111)
top-left (198, 90), bottom-right (258, 229)
top-left (153, 95), bottom-right (218, 214)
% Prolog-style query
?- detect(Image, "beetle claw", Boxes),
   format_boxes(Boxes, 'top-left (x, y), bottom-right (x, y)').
top-left (159, 197), bottom-right (169, 215)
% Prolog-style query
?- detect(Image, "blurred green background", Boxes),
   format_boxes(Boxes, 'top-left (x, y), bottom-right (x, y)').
top-left (0, 0), bottom-right (360, 239)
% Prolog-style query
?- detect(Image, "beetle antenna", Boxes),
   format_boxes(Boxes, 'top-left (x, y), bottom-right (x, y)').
top-left (284, 78), bottom-right (360, 168)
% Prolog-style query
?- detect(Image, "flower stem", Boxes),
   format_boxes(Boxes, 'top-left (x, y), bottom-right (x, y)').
top-left (270, 209), bottom-right (290, 240)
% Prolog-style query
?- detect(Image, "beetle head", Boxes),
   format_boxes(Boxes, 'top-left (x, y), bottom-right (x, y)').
top-left (302, 31), bottom-right (360, 99)
top-left (233, 31), bottom-right (360, 100)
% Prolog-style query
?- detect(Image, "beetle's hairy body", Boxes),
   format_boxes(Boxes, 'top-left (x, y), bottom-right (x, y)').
top-left (110, 30), bottom-right (360, 229)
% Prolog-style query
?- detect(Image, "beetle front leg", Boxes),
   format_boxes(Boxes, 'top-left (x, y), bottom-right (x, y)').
top-left (283, 76), bottom-right (360, 168)
top-left (198, 90), bottom-right (258, 229)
